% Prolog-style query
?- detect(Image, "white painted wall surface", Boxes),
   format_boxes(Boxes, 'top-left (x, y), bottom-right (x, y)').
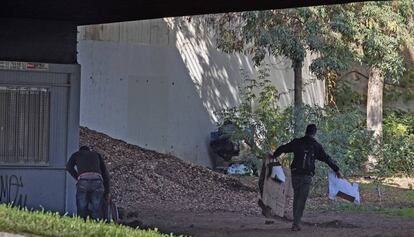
top-left (77, 17), bottom-right (325, 167)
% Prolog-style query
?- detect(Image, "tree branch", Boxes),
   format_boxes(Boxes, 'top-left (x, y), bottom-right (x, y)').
top-left (340, 70), bottom-right (368, 80)
top-left (339, 70), bottom-right (413, 89)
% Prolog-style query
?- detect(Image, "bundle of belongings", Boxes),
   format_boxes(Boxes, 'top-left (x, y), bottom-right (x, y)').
top-left (103, 197), bottom-right (119, 223)
top-left (210, 121), bottom-right (240, 161)
top-left (86, 197), bottom-right (119, 223)
top-left (227, 163), bottom-right (252, 176)
top-left (328, 170), bottom-right (360, 204)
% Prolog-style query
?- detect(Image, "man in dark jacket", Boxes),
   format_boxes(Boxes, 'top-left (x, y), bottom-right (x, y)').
top-left (273, 124), bottom-right (342, 231)
top-left (66, 146), bottom-right (110, 220)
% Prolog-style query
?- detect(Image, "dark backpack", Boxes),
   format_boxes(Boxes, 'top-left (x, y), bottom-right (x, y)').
top-left (298, 142), bottom-right (316, 174)
top-left (210, 122), bottom-right (240, 161)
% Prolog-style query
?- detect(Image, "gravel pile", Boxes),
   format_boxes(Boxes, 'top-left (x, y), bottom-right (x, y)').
top-left (80, 127), bottom-right (260, 215)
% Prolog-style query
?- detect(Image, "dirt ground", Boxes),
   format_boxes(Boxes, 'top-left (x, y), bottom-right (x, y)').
top-left (117, 165), bottom-right (414, 237)
top-left (81, 127), bottom-right (414, 237)
top-left (122, 207), bottom-right (414, 237)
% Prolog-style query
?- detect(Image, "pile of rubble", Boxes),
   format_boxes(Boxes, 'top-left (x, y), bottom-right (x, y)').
top-left (80, 127), bottom-right (260, 215)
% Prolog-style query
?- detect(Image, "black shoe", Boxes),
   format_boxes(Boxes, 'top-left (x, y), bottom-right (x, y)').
top-left (291, 224), bottom-right (301, 231)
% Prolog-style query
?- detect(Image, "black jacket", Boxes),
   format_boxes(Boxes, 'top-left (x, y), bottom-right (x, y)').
top-left (273, 135), bottom-right (339, 176)
top-left (66, 150), bottom-right (110, 195)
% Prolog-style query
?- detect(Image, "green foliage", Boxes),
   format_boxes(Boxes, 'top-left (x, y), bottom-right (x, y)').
top-left (292, 105), bottom-right (372, 195)
top-left (310, 1), bottom-right (412, 82)
top-left (211, 7), bottom-right (355, 77)
top-left (377, 111), bottom-right (414, 177)
top-left (406, 191), bottom-right (414, 201)
top-left (212, 1), bottom-right (414, 87)
top-left (332, 82), bottom-right (414, 177)
top-left (330, 66), bottom-right (413, 114)
top-left (0, 204), bottom-right (178, 237)
top-left (214, 10), bottom-right (306, 65)
top-left (215, 67), bottom-right (291, 158)
top-left (384, 66), bottom-right (414, 103)
top-left (322, 1), bottom-right (414, 83)
top-left (211, 2), bottom-right (414, 181)
top-left (333, 79), bottom-right (366, 108)
top-left (216, 68), bottom-right (372, 195)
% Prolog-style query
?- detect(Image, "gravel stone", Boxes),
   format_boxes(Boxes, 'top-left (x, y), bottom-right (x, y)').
top-left (80, 127), bottom-right (261, 215)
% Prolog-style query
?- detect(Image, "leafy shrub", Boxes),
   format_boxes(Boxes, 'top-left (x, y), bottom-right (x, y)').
top-left (378, 110), bottom-right (414, 176)
top-left (215, 67), bottom-right (373, 195)
top-left (290, 105), bottom-right (372, 195)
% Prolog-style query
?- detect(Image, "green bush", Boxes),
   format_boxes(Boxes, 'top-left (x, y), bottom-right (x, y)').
top-left (216, 66), bottom-right (414, 195)
top-left (290, 105), bottom-right (372, 195)
top-left (0, 205), bottom-right (178, 237)
top-left (215, 67), bottom-right (373, 195)
top-left (379, 110), bottom-right (414, 176)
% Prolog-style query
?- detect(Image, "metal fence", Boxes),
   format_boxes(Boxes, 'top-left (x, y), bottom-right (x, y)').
top-left (0, 87), bottom-right (50, 165)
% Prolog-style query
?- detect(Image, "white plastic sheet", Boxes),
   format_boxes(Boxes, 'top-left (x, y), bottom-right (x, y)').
top-left (227, 164), bottom-right (252, 175)
top-left (328, 170), bottom-right (360, 204)
top-left (271, 165), bottom-right (286, 183)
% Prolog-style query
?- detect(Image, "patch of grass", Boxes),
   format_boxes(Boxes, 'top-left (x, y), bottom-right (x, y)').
top-left (405, 191), bottom-right (414, 201)
top-left (314, 176), bottom-right (414, 218)
top-left (0, 204), bottom-right (180, 237)
top-left (323, 201), bottom-right (373, 212)
top-left (379, 208), bottom-right (414, 218)
top-left (324, 201), bottom-right (414, 218)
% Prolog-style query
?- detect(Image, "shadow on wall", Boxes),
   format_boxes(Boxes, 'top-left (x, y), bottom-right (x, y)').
top-left (160, 17), bottom-right (324, 165)
top-left (165, 16), bottom-right (325, 116)
top-left (165, 17), bottom-right (243, 124)
top-left (164, 17), bottom-right (308, 122)
top-left (78, 16), bottom-right (325, 167)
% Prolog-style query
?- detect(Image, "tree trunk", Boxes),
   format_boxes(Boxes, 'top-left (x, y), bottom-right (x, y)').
top-left (405, 42), bottom-right (414, 66)
top-left (293, 60), bottom-right (303, 137)
top-left (366, 67), bottom-right (384, 171)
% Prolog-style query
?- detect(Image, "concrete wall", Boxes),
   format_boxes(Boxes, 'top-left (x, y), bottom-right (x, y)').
top-left (77, 17), bottom-right (325, 167)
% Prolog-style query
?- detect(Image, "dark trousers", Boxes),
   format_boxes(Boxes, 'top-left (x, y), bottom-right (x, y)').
top-left (292, 174), bottom-right (312, 226)
top-left (76, 178), bottom-right (104, 220)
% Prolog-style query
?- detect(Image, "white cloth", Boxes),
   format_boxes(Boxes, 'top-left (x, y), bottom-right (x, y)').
top-left (328, 170), bottom-right (360, 204)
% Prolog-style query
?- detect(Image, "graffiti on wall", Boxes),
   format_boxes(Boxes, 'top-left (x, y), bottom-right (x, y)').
top-left (0, 175), bottom-right (28, 206)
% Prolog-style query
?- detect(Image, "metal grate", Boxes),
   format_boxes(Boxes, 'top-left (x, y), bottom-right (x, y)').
top-left (0, 87), bottom-right (50, 165)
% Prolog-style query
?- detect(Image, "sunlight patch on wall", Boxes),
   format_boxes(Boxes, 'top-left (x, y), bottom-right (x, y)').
top-left (165, 18), bottom-right (241, 123)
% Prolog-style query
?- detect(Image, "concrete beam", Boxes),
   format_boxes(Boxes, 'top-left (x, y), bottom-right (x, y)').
top-left (0, 19), bottom-right (77, 64)
top-left (1, 0), bottom-right (367, 25)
